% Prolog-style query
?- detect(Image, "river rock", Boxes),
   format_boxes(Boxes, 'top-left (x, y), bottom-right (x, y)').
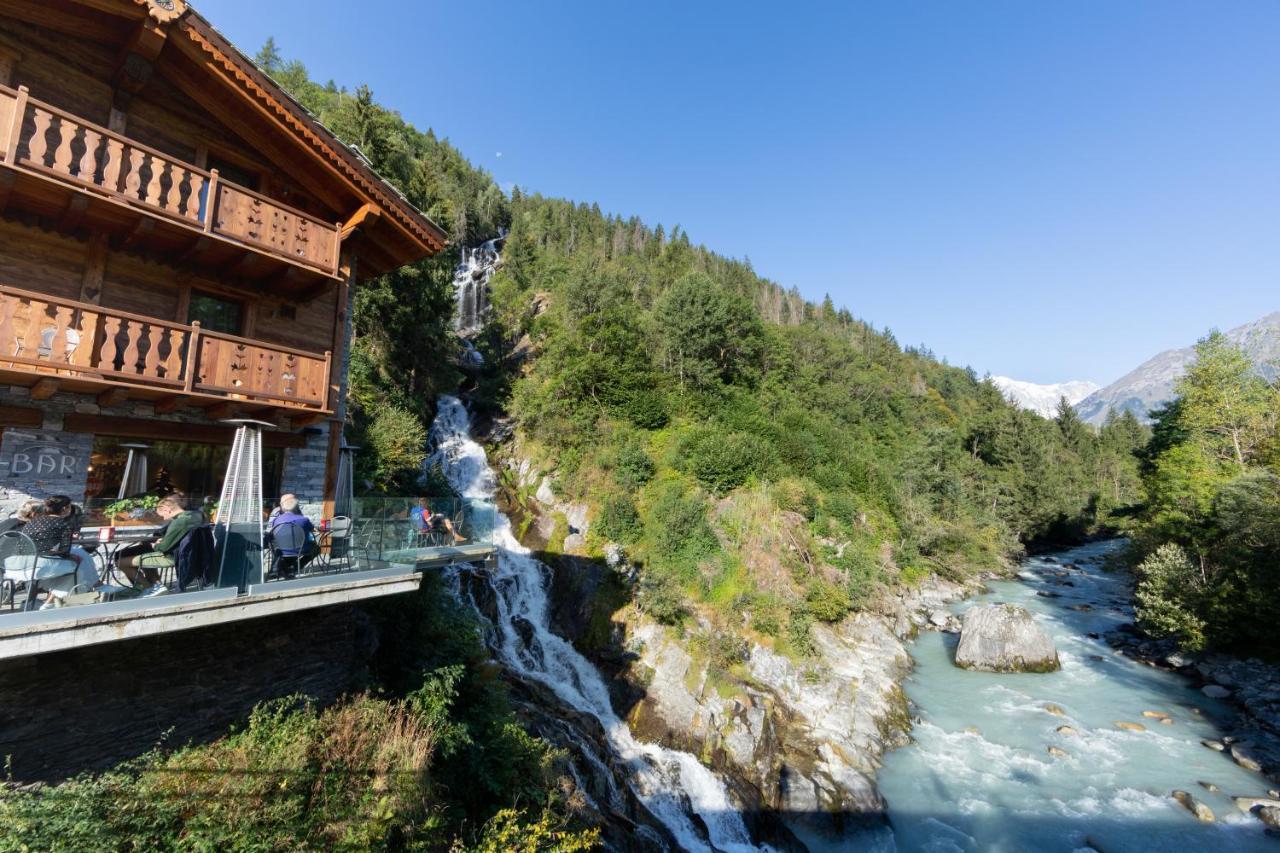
top-left (1172, 790), bottom-right (1215, 822)
top-left (954, 604), bottom-right (1060, 673)
top-left (1231, 743), bottom-right (1264, 773)
top-left (1255, 806), bottom-right (1280, 827)
top-left (1202, 684), bottom-right (1231, 699)
top-left (1056, 725), bottom-right (1078, 735)
top-left (1044, 703), bottom-right (1067, 716)
top-left (1233, 796), bottom-right (1280, 813)
top-left (1115, 721), bottom-right (1146, 732)
top-left (1047, 746), bottom-right (1069, 758)
top-left (1142, 710), bottom-right (1170, 719)
top-left (1202, 739), bottom-right (1226, 752)
top-left (1199, 781), bottom-right (1219, 793)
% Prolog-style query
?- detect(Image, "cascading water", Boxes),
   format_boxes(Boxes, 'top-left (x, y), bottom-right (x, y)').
top-left (453, 232), bottom-right (505, 339)
top-left (428, 395), bottom-right (761, 853)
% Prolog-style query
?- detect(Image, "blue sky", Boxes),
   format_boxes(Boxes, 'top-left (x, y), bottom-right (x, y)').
top-left (200, 0), bottom-right (1279, 386)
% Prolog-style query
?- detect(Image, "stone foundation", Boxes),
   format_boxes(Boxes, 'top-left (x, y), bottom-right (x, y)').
top-left (0, 602), bottom-right (375, 782)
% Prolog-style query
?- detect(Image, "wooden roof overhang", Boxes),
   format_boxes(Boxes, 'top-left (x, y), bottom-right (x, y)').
top-left (0, 0), bottom-right (448, 280)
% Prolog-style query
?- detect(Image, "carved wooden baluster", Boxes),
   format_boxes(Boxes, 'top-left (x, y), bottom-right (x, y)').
top-left (51, 116), bottom-right (76, 175)
top-left (79, 127), bottom-right (102, 183)
top-left (163, 327), bottom-right (185, 378)
top-left (281, 354), bottom-right (298, 399)
top-left (102, 137), bottom-right (124, 192)
top-left (98, 315), bottom-right (121, 370)
top-left (229, 343), bottom-right (248, 388)
top-left (0, 295), bottom-right (17, 359)
top-left (123, 146), bottom-right (145, 201)
top-left (26, 107), bottom-right (52, 166)
top-left (121, 319), bottom-right (142, 374)
top-left (72, 310), bottom-right (98, 367)
top-left (183, 173), bottom-right (204, 221)
top-left (143, 323), bottom-right (164, 377)
top-left (49, 305), bottom-right (72, 365)
top-left (20, 299), bottom-right (47, 360)
top-left (165, 164), bottom-right (185, 214)
top-left (144, 156), bottom-right (163, 206)
top-left (260, 349), bottom-right (279, 396)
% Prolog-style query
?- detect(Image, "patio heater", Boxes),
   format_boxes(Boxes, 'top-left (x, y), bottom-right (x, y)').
top-left (332, 441), bottom-right (358, 562)
top-left (213, 418), bottom-right (275, 591)
top-left (116, 443), bottom-right (150, 499)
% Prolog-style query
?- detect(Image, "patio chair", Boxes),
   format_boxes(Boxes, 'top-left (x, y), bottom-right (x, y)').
top-left (318, 516), bottom-right (366, 571)
top-left (268, 521), bottom-right (308, 580)
top-left (0, 531), bottom-right (77, 610)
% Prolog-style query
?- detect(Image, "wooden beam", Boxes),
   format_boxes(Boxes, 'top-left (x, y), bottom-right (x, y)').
top-left (61, 413), bottom-right (307, 449)
top-left (96, 388), bottom-right (128, 407)
top-left (0, 171), bottom-right (14, 214)
top-left (289, 412), bottom-right (327, 429)
top-left (152, 396), bottom-right (181, 414)
top-left (0, 0), bottom-right (133, 42)
top-left (119, 216), bottom-right (155, 250)
top-left (112, 18), bottom-right (168, 107)
top-left (340, 202), bottom-right (380, 239)
top-left (177, 235), bottom-right (213, 265)
top-left (0, 404), bottom-right (42, 428)
top-left (30, 378), bottom-right (59, 400)
top-left (80, 232), bottom-right (109, 305)
top-left (58, 195), bottom-right (90, 233)
top-left (203, 402), bottom-right (238, 421)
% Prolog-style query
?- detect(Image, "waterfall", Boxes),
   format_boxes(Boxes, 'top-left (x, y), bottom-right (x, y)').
top-left (428, 395), bottom-right (761, 853)
top-left (452, 232), bottom-right (505, 338)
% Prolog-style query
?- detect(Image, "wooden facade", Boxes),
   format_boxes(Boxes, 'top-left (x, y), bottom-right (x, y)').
top-left (0, 0), bottom-right (446, 514)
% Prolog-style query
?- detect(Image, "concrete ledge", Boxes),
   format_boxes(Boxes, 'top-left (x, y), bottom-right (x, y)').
top-left (0, 567), bottom-right (421, 660)
top-left (379, 543), bottom-right (497, 570)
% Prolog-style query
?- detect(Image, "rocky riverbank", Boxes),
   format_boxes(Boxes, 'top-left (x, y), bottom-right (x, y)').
top-left (1103, 625), bottom-right (1280, 786)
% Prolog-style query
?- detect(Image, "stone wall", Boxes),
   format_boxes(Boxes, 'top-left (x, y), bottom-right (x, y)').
top-left (0, 387), bottom-right (329, 519)
top-left (0, 603), bottom-right (376, 782)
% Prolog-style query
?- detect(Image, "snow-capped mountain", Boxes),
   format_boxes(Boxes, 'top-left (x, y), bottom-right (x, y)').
top-left (990, 377), bottom-right (1100, 418)
top-left (1075, 311), bottom-right (1280, 425)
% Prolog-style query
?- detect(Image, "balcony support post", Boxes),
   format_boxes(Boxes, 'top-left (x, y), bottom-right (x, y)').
top-left (203, 168), bottom-right (219, 232)
top-left (4, 86), bottom-right (28, 164)
top-left (183, 320), bottom-right (201, 393)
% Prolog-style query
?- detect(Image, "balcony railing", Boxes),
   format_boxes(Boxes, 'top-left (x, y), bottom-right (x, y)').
top-left (0, 283), bottom-right (331, 411)
top-left (0, 84), bottom-right (340, 276)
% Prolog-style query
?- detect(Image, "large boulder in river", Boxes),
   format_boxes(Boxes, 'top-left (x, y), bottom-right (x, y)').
top-left (954, 604), bottom-right (1060, 673)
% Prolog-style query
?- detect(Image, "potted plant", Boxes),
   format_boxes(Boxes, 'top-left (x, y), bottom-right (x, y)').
top-left (102, 494), bottom-right (161, 524)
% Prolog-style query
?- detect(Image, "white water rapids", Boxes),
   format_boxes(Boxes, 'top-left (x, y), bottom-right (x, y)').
top-left (427, 395), bottom-right (760, 852)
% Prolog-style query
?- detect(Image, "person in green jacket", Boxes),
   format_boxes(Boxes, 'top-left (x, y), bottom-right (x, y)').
top-left (115, 495), bottom-right (205, 597)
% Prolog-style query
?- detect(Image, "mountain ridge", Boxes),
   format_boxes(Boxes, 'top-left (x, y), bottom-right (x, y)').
top-left (1075, 311), bottom-right (1280, 424)
top-left (990, 376), bottom-right (1099, 418)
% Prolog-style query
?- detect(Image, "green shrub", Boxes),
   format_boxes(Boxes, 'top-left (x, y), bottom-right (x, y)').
top-left (805, 579), bottom-right (852, 623)
top-left (364, 404), bottom-right (428, 492)
top-left (614, 441), bottom-right (656, 491)
top-left (596, 493), bottom-right (641, 543)
top-left (679, 427), bottom-right (773, 495)
top-left (1134, 543), bottom-right (1208, 650)
top-left (637, 571), bottom-right (688, 624)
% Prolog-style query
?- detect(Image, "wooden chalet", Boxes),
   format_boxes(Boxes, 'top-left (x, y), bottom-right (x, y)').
top-left (0, 0), bottom-right (447, 517)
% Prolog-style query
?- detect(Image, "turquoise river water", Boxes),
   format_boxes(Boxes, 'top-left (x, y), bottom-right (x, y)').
top-left (874, 540), bottom-right (1276, 852)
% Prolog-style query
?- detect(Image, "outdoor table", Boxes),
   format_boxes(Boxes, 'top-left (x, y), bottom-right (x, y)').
top-left (75, 525), bottom-right (164, 586)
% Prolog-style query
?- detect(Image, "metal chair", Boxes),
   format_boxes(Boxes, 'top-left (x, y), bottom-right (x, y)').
top-left (317, 516), bottom-right (366, 572)
top-left (0, 531), bottom-right (35, 610)
top-left (268, 521), bottom-right (308, 580)
top-left (0, 531), bottom-right (76, 610)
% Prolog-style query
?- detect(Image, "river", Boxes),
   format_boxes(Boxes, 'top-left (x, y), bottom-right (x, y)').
top-left (875, 540), bottom-right (1276, 852)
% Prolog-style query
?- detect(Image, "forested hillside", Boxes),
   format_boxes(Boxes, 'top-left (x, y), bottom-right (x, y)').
top-left (252, 43), bottom-right (1146, 617)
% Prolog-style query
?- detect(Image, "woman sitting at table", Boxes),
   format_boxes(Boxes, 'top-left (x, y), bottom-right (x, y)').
top-left (115, 496), bottom-right (205, 597)
top-left (19, 495), bottom-right (98, 609)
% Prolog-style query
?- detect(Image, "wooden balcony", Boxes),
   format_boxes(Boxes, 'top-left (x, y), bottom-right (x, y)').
top-left (0, 284), bottom-right (332, 415)
top-left (0, 84), bottom-right (341, 290)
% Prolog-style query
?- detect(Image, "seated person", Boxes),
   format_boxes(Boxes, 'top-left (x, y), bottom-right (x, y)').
top-left (115, 496), bottom-right (205, 597)
top-left (0, 500), bottom-right (43, 535)
top-left (410, 498), bottom-right (465, 544)
top-left (268, 494), bottom-right (319, 578)
top-left (17, 495), bottom-right (97, 609)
